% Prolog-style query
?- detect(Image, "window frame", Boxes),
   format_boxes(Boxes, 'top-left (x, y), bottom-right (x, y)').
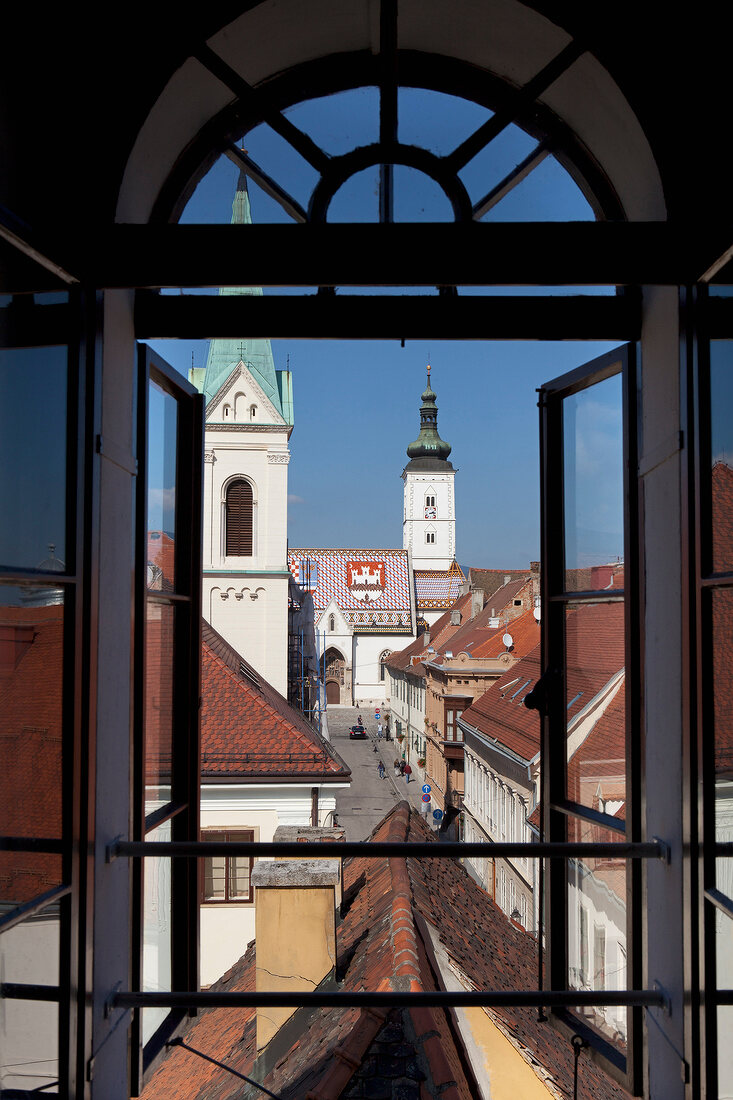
top-left (200, 829), bottom-right (255, 905)
top-left (131, 345), bottom-right (203, 1090)
top-left (538, 343), bottom-right (642, 1088)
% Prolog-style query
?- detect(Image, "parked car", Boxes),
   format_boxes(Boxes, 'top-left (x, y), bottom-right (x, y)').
top-left (349, 725), bottom-right (367, 739)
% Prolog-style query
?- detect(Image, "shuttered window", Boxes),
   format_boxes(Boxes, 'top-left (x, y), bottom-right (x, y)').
top-left (226, 479), bottom-right (253, 555)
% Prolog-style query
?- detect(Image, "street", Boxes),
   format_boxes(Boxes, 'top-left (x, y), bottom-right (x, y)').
top-left (327, 707), bottom-right (434, 840)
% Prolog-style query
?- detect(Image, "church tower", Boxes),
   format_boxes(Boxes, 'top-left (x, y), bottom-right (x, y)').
top-left (190, 169), bottom-right (294, 695)
top-left (402, 365), bottom-right (456, 570)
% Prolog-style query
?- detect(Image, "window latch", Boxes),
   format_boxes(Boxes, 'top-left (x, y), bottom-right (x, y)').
top-left (523, 668), bottom-right (561, 716)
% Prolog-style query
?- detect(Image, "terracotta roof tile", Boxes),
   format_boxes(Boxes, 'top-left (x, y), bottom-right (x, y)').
top-left (200, 622), bottom-right (350, 780)
top-left (145, 803), bottom-right (629, 1100)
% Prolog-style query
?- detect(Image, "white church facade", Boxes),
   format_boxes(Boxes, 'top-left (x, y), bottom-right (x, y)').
top-left (190, 172), bottom-right (294, 696)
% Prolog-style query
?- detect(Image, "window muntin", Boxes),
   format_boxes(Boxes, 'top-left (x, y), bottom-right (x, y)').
top-left (201, 830), bottom-right (255, 903)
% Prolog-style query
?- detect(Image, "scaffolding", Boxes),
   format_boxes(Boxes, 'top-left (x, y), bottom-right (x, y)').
top-left (287, 565), bottom-right (324, 735)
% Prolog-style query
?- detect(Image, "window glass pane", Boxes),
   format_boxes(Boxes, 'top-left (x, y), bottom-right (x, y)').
top-left (0, 585), bottom-right (64, 907)
top-left (147, 380), bottom-right (177, 592)
top-left (328, 166), bottom-right (379, 223)
top-left (565, 599), bottom-right (626, 817)
top-left (0, 346), bottom-right (67, 570)
top-left (142, 819), bottom-right (172, 1045)
top-left (243, 121), bottom-right (320, 209)
top-left (393, 166), bottom-right (453, 222)
top-left (229, 856), bottom-right (251, 900)
top-left (398, 88), bottom-right (491, 156)
top-left (709, 341), bottom-right (733, 573)
top-left (712, 589), bottom-right (733, 896)
top-left (567, 831), bottom-right (628, 1052)
top-left (716, 910), bottom-right (733, 1095)
top-left (286, 87), bottom-right (379, 157)
top-left (562, 371), bottom-right (624, 589)
top-left (0, 906), bottom-right (60, 1092)
top-left (145, 601), bottom-right (174, 814)
top-left (204, 855), bottom-right (226, 901)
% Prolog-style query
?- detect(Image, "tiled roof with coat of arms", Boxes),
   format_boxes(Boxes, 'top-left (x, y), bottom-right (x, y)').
top-left (289, 549), bottom-right (414, 633)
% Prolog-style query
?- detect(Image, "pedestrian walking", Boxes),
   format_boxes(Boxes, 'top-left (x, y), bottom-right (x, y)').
top-left (377, 760), bottom-right (385, 780)
top-left (394, 759), bottom-right (401, 777)
top-left (377, 723), bottom-right (383, 739)
top-left (399, 760), bottom-right (406, 776)
top-left (404, 763), bottom-right (412, 784)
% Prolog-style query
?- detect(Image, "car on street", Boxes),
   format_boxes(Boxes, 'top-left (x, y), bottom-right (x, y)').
top-left (348, 725), bottom-right (367, 739)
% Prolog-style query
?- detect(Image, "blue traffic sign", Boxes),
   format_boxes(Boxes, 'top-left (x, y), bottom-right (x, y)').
top-left (432, 809), bottom-right (444, 820)
top-left (421, 794), bottom-right (431, 803)
top-left (422, 784), bottom-right (431, 794)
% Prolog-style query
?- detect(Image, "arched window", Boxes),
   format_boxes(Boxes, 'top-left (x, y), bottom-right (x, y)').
top-left (328, 613), bottom-right (335, 632)
top-left (380, 650), bottom-right (392, 682)
top-left (426, 531), bottom-right (436, 544)
top-left (250, 404), bottom-right (257, 420)
top-left (225, 479), bottom-right (254, 556)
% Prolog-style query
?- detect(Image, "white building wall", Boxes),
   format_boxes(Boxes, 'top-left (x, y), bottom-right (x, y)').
top-left (199, 783), bottom-right (343, 985)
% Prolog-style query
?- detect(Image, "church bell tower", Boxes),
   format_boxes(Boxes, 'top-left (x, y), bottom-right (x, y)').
top-left (402, 365), bottom-right (456, 570)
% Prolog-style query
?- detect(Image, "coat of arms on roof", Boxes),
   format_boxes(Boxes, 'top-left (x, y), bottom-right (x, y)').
top-left (347, 560), bottom-right (385, 602)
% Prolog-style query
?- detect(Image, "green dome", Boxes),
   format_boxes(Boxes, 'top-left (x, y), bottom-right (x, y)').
top-left (406, 367), bottom-right (452, 462)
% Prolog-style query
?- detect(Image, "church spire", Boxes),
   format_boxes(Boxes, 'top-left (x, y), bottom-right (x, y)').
top-left (199, 169), bottom-right (284, 417)
top-left (405, 363), bottom-right (453, 465)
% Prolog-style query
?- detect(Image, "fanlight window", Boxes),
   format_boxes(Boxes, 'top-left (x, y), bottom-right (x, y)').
top-left (225, 479), bottom-right (254, 556)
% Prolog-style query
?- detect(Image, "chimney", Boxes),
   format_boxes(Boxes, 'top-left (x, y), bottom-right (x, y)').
top-left (273, 823), bottom-right (345, 905)
top-left (252, 858), bottom-right (341, 1051)
top-left (450, 609), bottom-right (461, 626)
top-left (423, 630), bottom-right (431, 645)
top-left (504, 574), bottom-right (511, 585)
top-left (470, 590), bottom-right (483, 619)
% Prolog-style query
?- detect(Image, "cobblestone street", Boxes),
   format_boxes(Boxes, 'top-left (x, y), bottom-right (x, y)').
top-left (327, 708), bottom-right (434, 840)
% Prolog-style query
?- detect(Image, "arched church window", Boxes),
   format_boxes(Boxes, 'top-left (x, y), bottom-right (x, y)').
top-left (225, 479), bottom-right (254, 556)
top-left (250, 404), bottom-right (257, 420)
top-left (223, 404), bottom-right (231, 418)
top-left (380, 650), bottom-right (392, 681)
top-left (329, 613), bottom-right (335, 632)
top-left (426, 531), bottom-right (435, 544)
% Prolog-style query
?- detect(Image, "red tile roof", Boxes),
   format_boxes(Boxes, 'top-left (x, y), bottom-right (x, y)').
top-left (201, 622), bottom-right (350, 781)
top-left (0, 605), bottom-right (63, 904)
top-left (386, 593), bottom-right (475, 675)
top-left (461, 601), bottom-right (625, 764)
top-left (144, 803), bottom-right (629, 1100)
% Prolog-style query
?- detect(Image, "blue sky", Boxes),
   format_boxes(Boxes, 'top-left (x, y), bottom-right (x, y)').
top-left (149, 88), bottom-right (621, 568)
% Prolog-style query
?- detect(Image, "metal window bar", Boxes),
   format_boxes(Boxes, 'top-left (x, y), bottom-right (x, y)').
top-left (109, 838), bottom-right (667, 861)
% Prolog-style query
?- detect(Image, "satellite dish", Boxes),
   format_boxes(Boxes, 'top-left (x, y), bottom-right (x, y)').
top-left (533, 606), bottom-right (541, 621)
top-left (503, 633), bottom-right (514, 649)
